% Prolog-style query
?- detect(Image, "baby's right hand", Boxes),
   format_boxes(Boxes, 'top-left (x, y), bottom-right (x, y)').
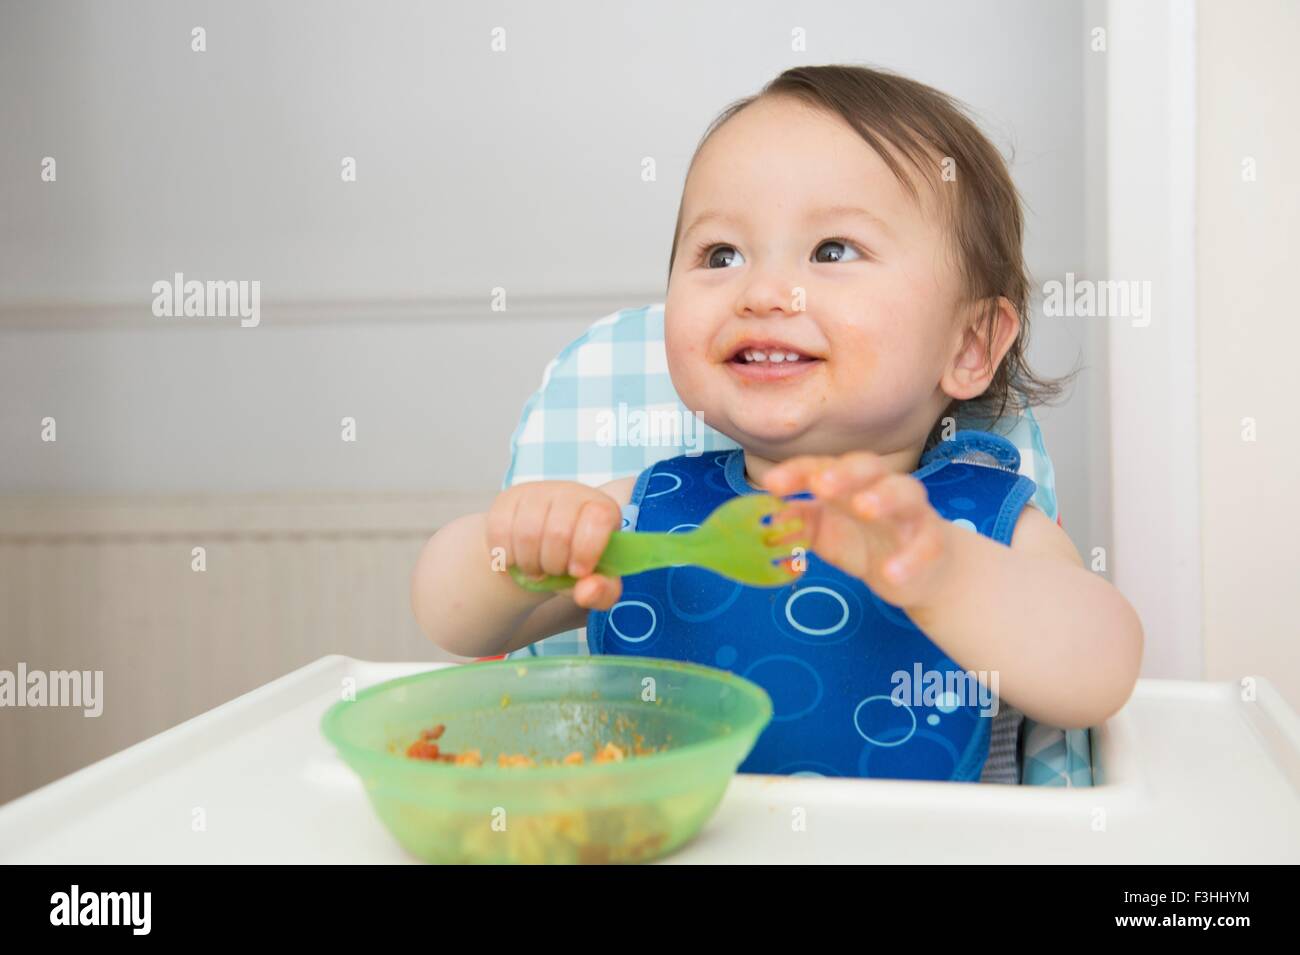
top-left (486, 481), bottom-right (624, 611)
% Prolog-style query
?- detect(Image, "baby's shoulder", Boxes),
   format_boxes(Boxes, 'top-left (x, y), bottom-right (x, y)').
top-left (598, 474), bottom-right (637, 509)
top-left (1009, 502), bottom-right (1083, 568)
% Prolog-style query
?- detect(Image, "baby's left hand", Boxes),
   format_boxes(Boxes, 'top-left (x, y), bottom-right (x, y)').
top-left (761, 451), bottom-right (953, 610)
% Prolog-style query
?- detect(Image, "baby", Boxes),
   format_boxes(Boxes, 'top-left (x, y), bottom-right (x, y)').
top-left (412, 64), bottom-right (1144, 783)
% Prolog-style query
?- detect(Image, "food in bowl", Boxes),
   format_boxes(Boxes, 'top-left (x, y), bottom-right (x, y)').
top-left (320, 656), bottom-right (773, 863)
top-left (394, 717), bottom-right (678, 861)
top-left (402, 721), bottom-right (666, 767)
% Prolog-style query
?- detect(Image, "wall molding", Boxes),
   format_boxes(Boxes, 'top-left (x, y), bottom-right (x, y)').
top-left (0, 491), bottom-right (496, 540)
top-left (0, 291), bottom-right (667, 332)
top-left (0, 489), bottom-right (483, 804)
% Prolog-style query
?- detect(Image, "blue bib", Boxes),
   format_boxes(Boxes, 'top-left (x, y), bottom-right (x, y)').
top-left (587, 430), bottom-right (1037, 781)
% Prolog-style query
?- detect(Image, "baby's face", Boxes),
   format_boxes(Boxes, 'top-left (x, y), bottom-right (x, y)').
top-left (665, 96), bottom-right (968, 463)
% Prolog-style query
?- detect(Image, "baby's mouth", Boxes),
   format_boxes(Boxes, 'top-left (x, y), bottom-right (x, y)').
top-left (725, 340), bottom-right (824, 365)
top-left (729, 348), bottom-right (820, 365)
top-left (724, 341), bottom-right (825, 380)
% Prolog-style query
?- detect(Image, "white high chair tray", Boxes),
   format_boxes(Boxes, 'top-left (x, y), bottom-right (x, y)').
top-left (1, 655), bottom-right (1296, 863)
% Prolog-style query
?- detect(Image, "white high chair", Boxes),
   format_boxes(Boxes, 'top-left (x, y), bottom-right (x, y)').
top-left (491, 304), bottom-right (1093, 787)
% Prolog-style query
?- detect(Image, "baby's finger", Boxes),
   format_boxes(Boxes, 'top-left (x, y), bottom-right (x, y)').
top-left (881, 516), bottom-right (946, 587)
top-left (850, 473), bottom-right (930, 523)
top-left (539, 495), bottom-right (585, 576)
top-left (764, 498), bottom-right (819, 547)
top-left (761, 455), bottom-right (840, 495)
top-left (573, 573), bottom-right (622, 610)
top-left (787, 498), bottom-right (878, 580)
top-left (808, 451), bottom-right (890, 500)
top-left (485, 493), bottom-right (521, 565)
top-left (569, 499), bottom-right (621, 577)
top-left (510, 496), bottom-right (553, 577)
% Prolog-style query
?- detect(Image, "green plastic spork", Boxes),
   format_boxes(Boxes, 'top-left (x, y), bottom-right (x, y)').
top-left (508, 493), bottom-right (812, 592)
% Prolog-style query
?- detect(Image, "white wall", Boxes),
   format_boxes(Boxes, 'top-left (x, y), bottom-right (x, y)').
top-left (1196, 0), bottom-right (1300, 711)
top-left (1103, 0), bottom-right (1201, 681)
top-left (0, 0), bottom-right (1124, 802)
top-left (0, 0), bottom-right (1103, 542)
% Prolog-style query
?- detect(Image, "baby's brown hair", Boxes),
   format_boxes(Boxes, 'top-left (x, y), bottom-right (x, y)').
top-left (667, 64), bottom-right (1076, 449)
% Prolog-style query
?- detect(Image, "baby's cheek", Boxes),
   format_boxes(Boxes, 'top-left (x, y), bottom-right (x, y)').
top-left (833, 325), bottom-right (878, 386)
top-left (664, 336), bottom-right (708, 406)
top-left (663, 313), bottom-right (694, 358)
top-left (664, 331), bottom-right (695, 373)
top-left (868, 304), bottom-right (935, 368)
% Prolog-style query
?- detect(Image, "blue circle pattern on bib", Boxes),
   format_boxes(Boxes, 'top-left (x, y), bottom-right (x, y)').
top-left (586, 430), bottom-right (1038, 782)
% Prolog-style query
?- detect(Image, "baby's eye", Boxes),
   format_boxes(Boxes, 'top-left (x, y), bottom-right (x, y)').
top-left (703, 245), bottom-right (745, 269)
top-left (812, 239), bottom-right (862, 264)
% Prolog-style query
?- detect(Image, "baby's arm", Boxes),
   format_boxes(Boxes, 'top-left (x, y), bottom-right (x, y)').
top-left (761, 453), bottom-right (1144, 731)
top-left (410, 476), bottom-right (635, 659)
top-left (905, 504), bottom-right (1144, 730)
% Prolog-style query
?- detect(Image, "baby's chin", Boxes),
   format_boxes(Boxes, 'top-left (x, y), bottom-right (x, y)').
top-left (710, 407), bottom-right (823, 454)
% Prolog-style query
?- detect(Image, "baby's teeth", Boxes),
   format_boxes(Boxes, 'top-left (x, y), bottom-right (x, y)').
top-left (740, 348), bottom-right (808, 363)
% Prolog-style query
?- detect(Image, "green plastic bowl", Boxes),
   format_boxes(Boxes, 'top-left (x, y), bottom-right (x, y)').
top-left (321, 655), bottom-right (773, 864)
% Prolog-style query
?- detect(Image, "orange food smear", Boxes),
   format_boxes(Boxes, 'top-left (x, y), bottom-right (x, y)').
top-left (402, 720), bottom-right (664, 767)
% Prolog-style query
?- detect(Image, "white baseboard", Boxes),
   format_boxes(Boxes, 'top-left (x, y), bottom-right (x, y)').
top-left (0, 490), bottom-right (494, 804)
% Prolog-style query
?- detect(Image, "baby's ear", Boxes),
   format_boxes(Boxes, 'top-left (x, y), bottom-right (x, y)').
top-left (941, 297), bottom-right (1020, 399)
